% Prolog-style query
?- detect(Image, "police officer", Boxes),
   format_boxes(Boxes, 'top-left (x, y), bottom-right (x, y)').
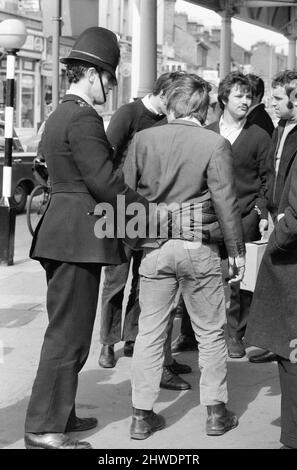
top-left (24, 27), bottom-right (150, 450)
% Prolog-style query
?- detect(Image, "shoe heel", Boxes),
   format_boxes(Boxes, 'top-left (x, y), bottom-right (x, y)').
top-left (25, 444), bottom-right (44, 449)
top-left (130, 431), bottom-right (151, 440)
top-left (206, 429), bottom-right (224, 436)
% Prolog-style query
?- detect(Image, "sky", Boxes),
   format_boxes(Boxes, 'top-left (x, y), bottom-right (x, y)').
top-left (175, 0), bottom-right (288, 53)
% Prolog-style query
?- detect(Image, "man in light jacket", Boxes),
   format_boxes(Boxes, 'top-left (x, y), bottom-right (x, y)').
top-left (123, 74), bottom-right (246, 440)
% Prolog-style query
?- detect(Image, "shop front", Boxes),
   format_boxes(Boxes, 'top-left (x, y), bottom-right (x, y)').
top-left (0, 28), bottom-right (43, 131)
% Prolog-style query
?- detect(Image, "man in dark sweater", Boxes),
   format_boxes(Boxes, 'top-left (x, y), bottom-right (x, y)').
top-left (99, 72), bottom-right (192, 392)
top-left (246, 74), bottom-right (275, 137)
top-left (207, 72), bottom-right (271, 359)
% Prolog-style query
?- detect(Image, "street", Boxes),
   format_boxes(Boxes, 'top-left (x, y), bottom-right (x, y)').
top-left (0, 213), bottom-right (282, 449)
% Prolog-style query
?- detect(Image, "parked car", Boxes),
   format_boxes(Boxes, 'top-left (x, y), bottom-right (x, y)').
top-left (0, 121), bottom-right (40, 213)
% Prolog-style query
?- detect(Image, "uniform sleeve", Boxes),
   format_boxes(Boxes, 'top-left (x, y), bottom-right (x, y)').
top-left (68, 107), bottom-right (151, 249)
top-left (207, 137), bottom-right (245, 257)
top-left (68, 107), bottom-right (127, 205)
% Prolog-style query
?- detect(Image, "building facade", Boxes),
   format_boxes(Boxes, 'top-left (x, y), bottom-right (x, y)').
top-left (0, 0), bottom-right (292, 131)
top-left (0, 0), bottom-right (74, 130)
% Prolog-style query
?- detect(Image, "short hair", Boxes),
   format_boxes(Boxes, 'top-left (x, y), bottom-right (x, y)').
top-left (246, 73), bottom-right (265, 101)
top-left (152, 71), bottom-right (187, 96)
top-left (165, 74), bottom-right (211, 124)
top-left (66, 59), bottom-right (107, 84)
top-left (271, 70), bottom-right (297, 99)
top-left (218, 71), bottom-right (251, 110)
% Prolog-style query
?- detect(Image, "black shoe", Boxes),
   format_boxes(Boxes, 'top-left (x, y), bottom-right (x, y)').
top-left (66, 416), bottom-right (98, 432)
top-left (124, 341), bottom-right (134, 357)
top-left (24, 432), bottom-right (92, 449)
top-left (249, 350), bottom-right (278, 363)
top-left (206, 403), bottom-right (238, 436)
top-left (160, 366), bottom-right (191, 390)
top-left (227, 337), bottom-right (246, 359)
top-left (130, 408), bottom-right (165, 440)
top-left (171, 305), bottom-right (184, 319)
top-left (171, 334), bottom-right (198, 353)
top-left (167, 359), bottom-right (192, 375)
top-left (99, 344), bottom-right (115, 368)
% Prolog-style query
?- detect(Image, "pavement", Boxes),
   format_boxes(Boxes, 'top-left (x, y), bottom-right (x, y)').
top-left (0, 214), bottom-right (282, 450)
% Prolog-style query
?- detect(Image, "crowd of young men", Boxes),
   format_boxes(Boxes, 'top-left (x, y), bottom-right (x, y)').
top-left (24, 26), bottom-right (297, 450)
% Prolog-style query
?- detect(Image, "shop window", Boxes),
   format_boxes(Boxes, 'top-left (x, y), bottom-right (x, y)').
top-left (21, 74), bottom-right (35, 128)
top-left (23, 60), bottom-right (34, 71)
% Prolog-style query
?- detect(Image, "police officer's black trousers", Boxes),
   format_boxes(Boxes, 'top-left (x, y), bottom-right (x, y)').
top-left (25, 260), bottom-right (101, 433)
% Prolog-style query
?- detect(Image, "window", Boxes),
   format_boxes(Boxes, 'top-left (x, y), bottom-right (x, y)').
top-left (21, 74), bottom-right (35, 128)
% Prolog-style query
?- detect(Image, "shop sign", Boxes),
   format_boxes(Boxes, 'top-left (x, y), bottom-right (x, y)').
top-left (18, 0), bottom-right (40, 12)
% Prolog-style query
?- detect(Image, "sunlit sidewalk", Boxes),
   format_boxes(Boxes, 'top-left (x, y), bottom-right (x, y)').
top-left (0, 215), bottom-right (281, 449)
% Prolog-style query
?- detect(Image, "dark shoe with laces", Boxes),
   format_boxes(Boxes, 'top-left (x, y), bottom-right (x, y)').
top-left (227, 337), bottom-right (246, 359)
top-left (160, 366), bottom-right (191, 390)
top-left (167, 359), bottom-right (192, 375)
top-left (24, 432), bottom-right (92, 449)
top-left (130, 408), bottom-right (165, 440)
top-left (249, 350), bottom-right (278, 363)
top-left (206, 403), bottom-right (238, 436)
top-left (171, 334), bottom-right (198, 353)
top-left (99, 344), bottom-right (115, 368)
top-left (66, 416), bottom-right (98, 433)
top-left (123, 341), bottom-right (134, 357)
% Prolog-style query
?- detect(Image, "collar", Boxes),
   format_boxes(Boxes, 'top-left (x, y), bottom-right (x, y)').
top-left (142, 94), bottom-right (163, 116)
top-left (177, 116), bottom-right (202, 126)
top-left (219, 114), bottom-right (246, 131)
top-left (246, 103), bottom-right (262, 116)
top-left (286, 116), bottom-right (297, 126)
top-left (66, 88), bottom-right (94, 108)
top-left (168, 118), bottom-right (202, 127)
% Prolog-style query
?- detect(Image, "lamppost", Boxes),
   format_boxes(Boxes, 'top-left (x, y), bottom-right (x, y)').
top-left (0, 19), bottom-right (27, 265)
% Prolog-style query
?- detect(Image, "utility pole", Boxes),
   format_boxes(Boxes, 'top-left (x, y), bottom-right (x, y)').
top-left (52, 0), bottom-right (62, 110)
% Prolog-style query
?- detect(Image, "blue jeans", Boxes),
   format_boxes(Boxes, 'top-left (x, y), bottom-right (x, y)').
top-left (132, 240), bottom-right (228, 409)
